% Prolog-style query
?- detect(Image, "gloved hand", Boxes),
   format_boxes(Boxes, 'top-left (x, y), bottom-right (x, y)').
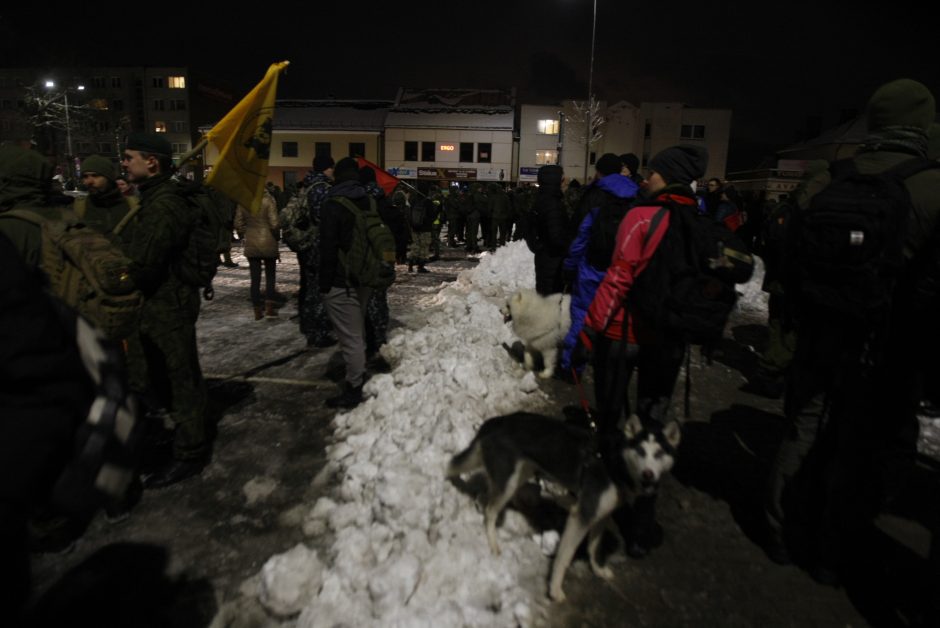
top-left (571, 327), bottom-right (597, 367)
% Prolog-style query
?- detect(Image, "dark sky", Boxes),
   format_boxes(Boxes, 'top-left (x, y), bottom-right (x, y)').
top-left (2, 2), bottom-right (937, 169)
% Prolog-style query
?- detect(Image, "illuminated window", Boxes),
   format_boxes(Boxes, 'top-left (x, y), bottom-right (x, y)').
top-left (154, 121), bottom-right (167, 133)
top-left (168, 76), bottom-right (186, 89)
top-left (537, 119), bottom-right (559, 134)
top-left (535, 150), bottom-right (558, 165)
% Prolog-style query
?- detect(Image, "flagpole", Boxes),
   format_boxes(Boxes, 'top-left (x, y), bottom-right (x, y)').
top-left (175, 136), bottom-right (209, 170)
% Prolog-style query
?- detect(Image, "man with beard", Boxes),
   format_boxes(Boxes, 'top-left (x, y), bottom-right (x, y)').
top-left (75, 155), bottom-right (138, 236)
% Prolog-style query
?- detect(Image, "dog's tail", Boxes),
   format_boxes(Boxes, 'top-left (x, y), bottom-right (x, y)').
top-left (446, 440), bottom-right (483, 478)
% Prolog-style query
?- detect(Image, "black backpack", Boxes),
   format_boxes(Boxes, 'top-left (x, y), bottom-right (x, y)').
top-left (631, 201), bottom-right (754, 344)
top-left (174, 183), bottom-right (233, 300)
top-left (586, 196), bottom-right (634, 269)
top-left (790, 157), bottom-right (940, 324)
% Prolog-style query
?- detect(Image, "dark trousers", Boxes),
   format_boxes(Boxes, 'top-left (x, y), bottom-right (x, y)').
top-left (248, 257), bottom-right (276, 305)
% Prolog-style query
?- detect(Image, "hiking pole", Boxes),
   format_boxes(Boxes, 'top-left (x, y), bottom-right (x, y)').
top-left (684, 345), bottom-right (692, 419)
top-left (571, 367), bottom-right (597, 433)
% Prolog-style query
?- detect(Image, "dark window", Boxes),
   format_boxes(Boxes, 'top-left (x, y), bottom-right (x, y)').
top-left (112, 99), bottom-right (124, 111)
top-left (477, 142), bottom-right (492, 163)
top-left (99, 142), bottom-right (112, 154)
top-left (348, 142), bottom-right (365, 158)
top-left (92, 76), bottom-right (106, 88)
top-left (404, 141), bottom-right (418, 161)
top-left (421, 141), bottom-right (435, 161)
top-left (315, 142), bottom-right (332, 159)
top-left (111, 77), bottom-right (122, 88)
top-left (283, 170), bottom-right (298, 188)
top-left (152, 77), bottom-right (164, 88)
top-left (589, 151), bottom-right (596, 165)
top-left (170, 99), bottom-right (186, 111)
top-left (459, 142), bottom-right (474, 162)
top-left (680, 124), bottom-right (706, 140)
top-left (153, 99), bottom-right (165, 111)
top-left (282, 141), bottom-right (298, 158)
top-left (644, 122), bottom-right (651, 138)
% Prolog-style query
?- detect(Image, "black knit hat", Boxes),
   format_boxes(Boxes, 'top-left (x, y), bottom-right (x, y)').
top-left (333, 157), bottom-right (360, 182)
top-left (313, 154), bottom-right (335, 172)
top-left (125, 132), bottom-right (172, 156)
top-left (619, 153), bottom-right (639, 175)
top-left (648, 145), bottom-right (708, 185)
top-left (595, 153), bottom-right (622, 177)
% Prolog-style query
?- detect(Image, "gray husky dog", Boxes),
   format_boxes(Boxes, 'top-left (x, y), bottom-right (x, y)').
top-left (446, 411), bottom-right (681, 601)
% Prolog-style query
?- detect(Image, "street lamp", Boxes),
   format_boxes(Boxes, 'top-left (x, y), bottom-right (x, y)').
top-left (583, 0), bottom-right (597, 184)
top-left (44, 80), bottom-right (85, 179)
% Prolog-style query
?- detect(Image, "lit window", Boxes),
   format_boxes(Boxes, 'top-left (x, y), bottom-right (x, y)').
top-left (168, 76), bottom-right (186, 89)
top-left (154, 121), bottom-right (167, 133)
top-left (537, 119), bottom-right (559, 134)
top-left (535, 150), bottom-right (558, 165)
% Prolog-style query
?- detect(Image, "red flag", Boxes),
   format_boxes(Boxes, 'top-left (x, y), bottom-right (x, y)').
top-left (356, 157), bottom-right (400, 197)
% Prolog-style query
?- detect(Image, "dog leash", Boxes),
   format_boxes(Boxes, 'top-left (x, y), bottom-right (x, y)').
top-left (570, 367), bottom-right (597, 433)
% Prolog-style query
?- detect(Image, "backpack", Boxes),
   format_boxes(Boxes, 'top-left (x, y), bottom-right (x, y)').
top-left (335, 195), bottom-right (397, 290)
top-left (586, 196), bottom-right (634, 269)
top-left (2, 206), bottom-right (143, 341)
top-left (174, 184), bottom-right (233, 300)
top-left (279, 188), bottom-right (317, 253)
top-left (631, 201), bottom-right (754, 344)
top-left (410, 199), bottom-right (427, 230)
top-left (790, 157), bottom-right (940, 324)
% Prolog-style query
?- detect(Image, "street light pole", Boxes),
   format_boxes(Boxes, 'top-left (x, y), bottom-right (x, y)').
top-left (45, 80), bottom-right (84, 181)
top-left (583, 0), bottom-right (597, 184)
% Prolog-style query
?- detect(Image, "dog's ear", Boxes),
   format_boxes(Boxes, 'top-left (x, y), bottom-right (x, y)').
top-left (663, 420), bottom-right (681, 448)
top-left (623, 414), bottom-right (643, 439)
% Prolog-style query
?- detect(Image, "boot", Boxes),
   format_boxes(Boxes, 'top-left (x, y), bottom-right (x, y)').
top-left (408, 261), bottom-right (414, 273)
top-left (264, 300), bottom-right (279, 319)
top-left (326, 381), bottom-right (363, 409)
top-left (253, 304), bottom-right (264, 321)
top-left (417, 264), bottom-right (430, 274)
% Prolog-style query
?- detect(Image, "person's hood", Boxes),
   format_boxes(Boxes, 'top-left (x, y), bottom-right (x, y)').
top-left (596, 173), bottom-right (639, 200)
top-left (328, 180), bottom-right (367, 200)
top-left (537, 165), bottom-right (563, 188)
top-left (0, 145), bottom-right (52, 211)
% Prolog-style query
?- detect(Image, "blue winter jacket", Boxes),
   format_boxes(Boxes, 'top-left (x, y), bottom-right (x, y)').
top-left (559, 174), bottom-right (639, 371)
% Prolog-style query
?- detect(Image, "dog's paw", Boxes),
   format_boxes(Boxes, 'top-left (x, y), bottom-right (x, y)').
top-left (591, 564), bottom-right (614, 580)
top-left (537, 369), bottom-right (554, 379)
top-left (548, 586), bottom-right (566, 602)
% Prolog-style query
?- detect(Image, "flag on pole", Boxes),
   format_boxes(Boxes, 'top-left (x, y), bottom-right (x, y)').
top-left (205, 61), bottom-right (289, 213)
top-left (355, 156), bottom-right (401, 196)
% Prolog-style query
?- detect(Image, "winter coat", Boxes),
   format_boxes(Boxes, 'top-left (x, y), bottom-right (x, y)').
top-left (235, 191), bottom-right (279, 259)
top-left (583, 189), bottom-right (698, 343)
top-left (560, 174), bottom-right (639, 369)
top-left (319, 180), bottom-right (369, 293)
top-left (532, 165), bottom-right (568, 294)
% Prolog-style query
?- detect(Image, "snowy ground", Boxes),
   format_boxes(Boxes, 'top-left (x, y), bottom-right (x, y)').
top-left (230, 241), bottom-right (783, 627)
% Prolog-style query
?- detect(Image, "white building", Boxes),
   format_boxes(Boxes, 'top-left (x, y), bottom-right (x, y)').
top-left (383, 88), bottom-right (515, 189)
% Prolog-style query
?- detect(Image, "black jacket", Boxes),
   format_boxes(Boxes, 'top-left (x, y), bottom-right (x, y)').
top-left (319, 181), bottom-right (370, 292)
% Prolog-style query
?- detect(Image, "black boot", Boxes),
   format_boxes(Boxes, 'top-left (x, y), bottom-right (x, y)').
top-left (142, 456), bottom-right (208, 490)
top-left (326, 382), bottom-right (364, 409)
top-left (417, 265), bottom-right (430, 274)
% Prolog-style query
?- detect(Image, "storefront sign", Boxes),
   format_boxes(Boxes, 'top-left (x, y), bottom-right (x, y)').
top-left (387, 167), bottom-right (417, 178)
top-left (417, 167), bottom-right (477, 180)
top-left (519, 166), bottom-right (539, 181)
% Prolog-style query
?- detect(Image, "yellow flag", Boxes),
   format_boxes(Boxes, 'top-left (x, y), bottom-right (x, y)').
top-left (205, 61), bottom-right (289, 213)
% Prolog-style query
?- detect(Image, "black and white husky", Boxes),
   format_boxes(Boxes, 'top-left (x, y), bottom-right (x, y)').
top-left (446, 411), bottom-right (681, 602)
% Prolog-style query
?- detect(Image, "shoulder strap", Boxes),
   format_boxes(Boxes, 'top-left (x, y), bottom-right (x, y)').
top-left (74, 196), bottom-right (87, 218)
top-left (112, 197), bottom-right (142, 236)
top-left (3, 208), bottom-right (44, 226)
top-left (640, 206), bottom-right (670, 259)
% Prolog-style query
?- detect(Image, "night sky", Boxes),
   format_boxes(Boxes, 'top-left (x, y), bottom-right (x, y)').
top-left (2, 2), bottom-right (937, 170)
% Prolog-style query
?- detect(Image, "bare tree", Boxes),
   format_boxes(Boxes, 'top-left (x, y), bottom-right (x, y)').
top-left (568, 97), bottom-right (606, 146)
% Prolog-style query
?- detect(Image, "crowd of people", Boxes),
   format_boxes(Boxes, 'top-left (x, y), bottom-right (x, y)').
top-left (1, 76), bottom-right (939, 622)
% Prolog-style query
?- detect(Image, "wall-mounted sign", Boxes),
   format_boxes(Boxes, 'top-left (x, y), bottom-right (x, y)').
top-left (439, 144), bottom-right (456, 151)
top-left (387, 167), bottom-right (417, 178)
top-left (417, 167), bottom-right (477, 180)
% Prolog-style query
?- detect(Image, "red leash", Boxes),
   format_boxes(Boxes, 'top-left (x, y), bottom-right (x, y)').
top-left (570, 367), bottom-right (597, 433)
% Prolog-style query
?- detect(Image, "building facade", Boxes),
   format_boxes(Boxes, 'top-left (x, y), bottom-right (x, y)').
top-left (383, 88), bottom-right (515, 191)
top-left (0, 66), bottom-right (191, 177)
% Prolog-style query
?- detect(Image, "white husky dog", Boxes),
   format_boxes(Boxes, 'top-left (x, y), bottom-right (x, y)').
top-left (501, 289), bottom-right (571, 379)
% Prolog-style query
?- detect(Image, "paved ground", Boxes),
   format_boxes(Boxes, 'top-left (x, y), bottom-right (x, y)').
top-left (24, 241), bottom-right (938, 627)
